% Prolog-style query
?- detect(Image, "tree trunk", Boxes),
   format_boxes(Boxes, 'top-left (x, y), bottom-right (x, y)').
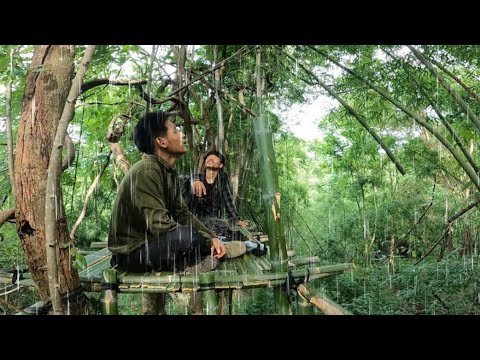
top-left (6, 73), bottom-right (15, 195)
top-left (14, 45), bottom-right (83, 312)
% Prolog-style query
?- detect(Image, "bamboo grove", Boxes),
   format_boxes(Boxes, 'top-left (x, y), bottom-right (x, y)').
top-left (1, 45), bottom-right (480, 314)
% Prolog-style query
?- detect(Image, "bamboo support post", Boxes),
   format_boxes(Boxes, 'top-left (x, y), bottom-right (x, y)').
top-left (199, 272), bottom-right (218, 315)
top-left (227, 289), bottom-right (233, 315)
top-left (218, 290), bottom-right (226, 315)
top-left (101, 269), bottom-right (118, 315)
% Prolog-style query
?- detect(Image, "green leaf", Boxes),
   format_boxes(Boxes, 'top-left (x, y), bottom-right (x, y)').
top-left (79, 254), bottom-right (87, 269)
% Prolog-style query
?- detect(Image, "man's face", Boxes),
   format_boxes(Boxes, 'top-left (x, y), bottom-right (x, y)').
top-left (163, 119), bottom-right (186, 155)
top-left (205, 154), bottom-right (223, 169)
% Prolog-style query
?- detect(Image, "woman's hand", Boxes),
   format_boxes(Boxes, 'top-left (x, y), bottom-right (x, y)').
top-left (192, 180), bottom-right (207, 197)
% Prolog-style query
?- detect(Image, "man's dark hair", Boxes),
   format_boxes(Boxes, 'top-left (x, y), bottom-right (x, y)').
top-left (133, 111), bottom-right (172, 154)
top-left (205, 150), bottom-right (225, 165)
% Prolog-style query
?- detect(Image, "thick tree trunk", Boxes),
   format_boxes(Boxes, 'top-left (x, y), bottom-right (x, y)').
top-left (6, 74), bottom-right (15, 195)
top-left (14, 45), bottom-right (83, 311)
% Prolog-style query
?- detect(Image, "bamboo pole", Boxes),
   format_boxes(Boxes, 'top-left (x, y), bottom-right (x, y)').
top-left (121, 264), bottom-right (352, 284)
top-left (199, 273), bottom-right (218, 315)
top-left (253, 46), bottom-right (290, 314)
top-left (214, 45), bottom-right (225, 153)
top-left (289, 256), bottom-right (321, 267)
top-left (81, 263), bottom-right (353, 286)
top-left (82, 268), bottom-right (352, 294)
top-left (101, 269), bottom-right (118, 315)
top-left (297, 284), bottom-right (351, 315)
top-left (218, 290), bottom-right (226, 315)
top-left (227, 290), bottom-right (233, 315)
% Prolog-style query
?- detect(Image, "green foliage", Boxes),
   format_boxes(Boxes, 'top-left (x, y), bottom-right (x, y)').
top-left (69, 246), bottom-right (87, 271)
top-left (234, 288), bottom-right (275, 315)
top-left (4, 44), bottom-right (480, 315)
top-left (117, 293), bottom-right (143, 315)
top-left (326, 256), bottom-right (480, 314)
top-left (0, 224), bottom-right (25, 270)
top-left (0, 287), bottom-right (40, 315)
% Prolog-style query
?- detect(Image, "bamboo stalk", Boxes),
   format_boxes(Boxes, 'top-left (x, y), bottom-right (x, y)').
top-left (117, 264), bottom-right (353, 284)
top-left (297, 284), bottom-right (351, 315)
top-left (100, 269), bottom-right (118, 315)
top-left (80, 264), bottom-right (353, 293)
top-left (199, 273), bottom-right (218, 315)
top-left (84, 272), bottom-right (340, 293)
top-left (81, 263), bottom-right (354, 285)
top-left (218, 290), bottom-right (225, 315)
top-left (408, 46), bottom-right (480, 133)
top-left (253, 46), bottom-right (289, 314)
top-left (289, 256), bottom-right (321, 267)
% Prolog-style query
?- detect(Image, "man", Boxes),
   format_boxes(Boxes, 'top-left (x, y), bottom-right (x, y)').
top-left (108, 111), bottom-right (245, 274)
top-left (182, 150), bottom-right (267, 255)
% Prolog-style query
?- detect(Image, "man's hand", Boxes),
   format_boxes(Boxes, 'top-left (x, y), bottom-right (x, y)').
top-left (192, 180), bottom-right (207, 197)
top-left (211, 237), bottom-right (226, 259)
top-left (236, 220), bottom-right (249, 227)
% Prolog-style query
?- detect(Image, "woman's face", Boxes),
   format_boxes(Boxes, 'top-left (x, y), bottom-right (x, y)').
top-left (205, 154), bottom-right (223, 169)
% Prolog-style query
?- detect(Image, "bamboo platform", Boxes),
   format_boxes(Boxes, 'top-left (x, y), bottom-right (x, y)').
top-left (78, 246), bottom-right (353, 314)
top-left (79, 247), bottom-right (350, 292)
top-left (5, 228), bottom-right (354, 314)
top-left (80, 228), bottom-right (352, 295)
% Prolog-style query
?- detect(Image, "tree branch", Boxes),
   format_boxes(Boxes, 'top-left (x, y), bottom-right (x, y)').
top-left (136, 84), bottom-right (178, 105)
top-left (0, 208), bottom-right (15, 228)
top-left (81, 78), bottom-right (146, 93)
top-left (284, 50), bottom-right (406, 176)
top-left (312, 46), bottom-right (480, 191)
top-left (107, 114), bottom-right (131, 174)
top-left (195, 74), bottom-right (258, 117)
top-left (383, 48), bottom-right (480, 176)
top-left (431, 57), bottom-right (480, 106)
top-left (415, 195), bottom-right (480, 265)
top-left (61, 134), bottom-right (75, 171)
top-left (167, 45), bottom-right (252, 97)
top-left (69, 152), bottom-right (111, 241)
top-left (408, 46), bottom-right (480, 133)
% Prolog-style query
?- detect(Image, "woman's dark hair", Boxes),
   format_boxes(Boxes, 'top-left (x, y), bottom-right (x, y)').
top-left (133, 111), bottom-right (172, 154)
